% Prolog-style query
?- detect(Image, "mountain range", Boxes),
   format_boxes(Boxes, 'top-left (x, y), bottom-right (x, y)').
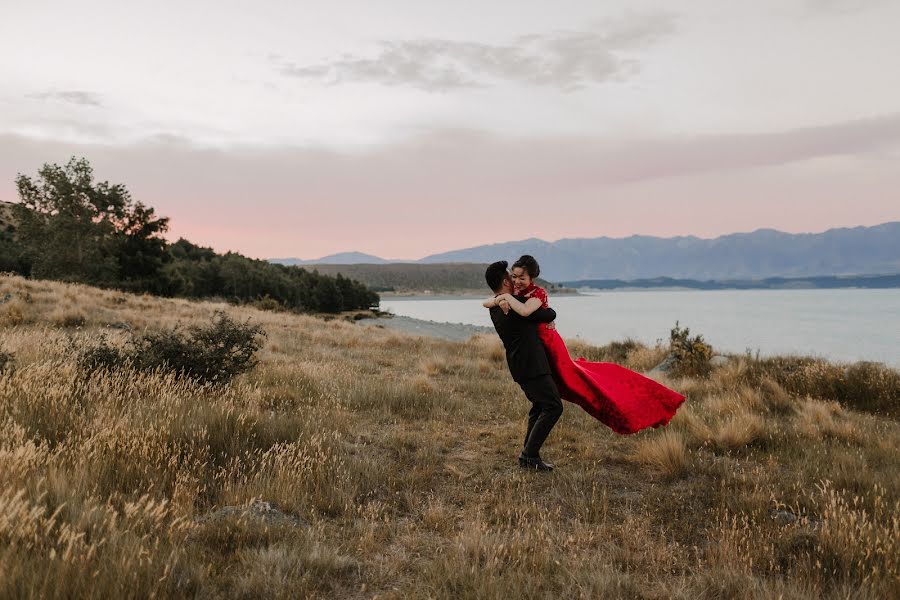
top-left (269, 222), bottom-right (900, 281)
top-left (270, 251), bottom-right (390, 265)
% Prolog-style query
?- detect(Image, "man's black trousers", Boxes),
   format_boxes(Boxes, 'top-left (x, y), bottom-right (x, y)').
top-left (518, 374), bottom-right (563, 458)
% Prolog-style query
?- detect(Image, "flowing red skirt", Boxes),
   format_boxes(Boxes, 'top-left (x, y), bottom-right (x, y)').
top-left (538, 325), bottom-right (686, 434)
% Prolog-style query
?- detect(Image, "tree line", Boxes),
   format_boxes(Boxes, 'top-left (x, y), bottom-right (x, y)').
top-left (300, 262), bottom-right (568, 293)
top-left (0, 157), bottom-right (379, 312)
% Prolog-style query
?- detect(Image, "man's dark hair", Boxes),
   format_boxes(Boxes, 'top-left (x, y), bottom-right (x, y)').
top-left (512, 254), bottom-right (540, 278)
top-left (485, 260), bottom-right (510, 292)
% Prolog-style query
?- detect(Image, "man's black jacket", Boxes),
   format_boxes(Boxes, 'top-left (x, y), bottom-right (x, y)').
top-left (488, 297), bottom-right (557, 383)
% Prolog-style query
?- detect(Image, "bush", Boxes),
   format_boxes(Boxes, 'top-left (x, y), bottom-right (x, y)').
top-left (0, 347), bottom-right (14, 372)
top-left (75, 334), bottom-right (131, 374)
top-left (76, 310), bottom-right (266, 384)
top-left (739, 356), bottom-right (900, 417)
top-left (668, 321), bottom-right (713, 378)
top-left (250, 294), bottom-right (285, 312)
top-left (840, 361), bottom-right (900, 415)
top-left (139, 310), bottom-right (266, 383)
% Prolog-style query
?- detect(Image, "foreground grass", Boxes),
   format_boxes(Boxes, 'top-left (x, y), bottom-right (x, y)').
top-left (0, 274), bottom-right (897, 599)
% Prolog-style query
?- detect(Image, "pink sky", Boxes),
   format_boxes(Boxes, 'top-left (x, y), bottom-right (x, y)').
top-left (2, 1), bottom-right (899, 259)
top-left (2, 119), bottom-right (897, 260)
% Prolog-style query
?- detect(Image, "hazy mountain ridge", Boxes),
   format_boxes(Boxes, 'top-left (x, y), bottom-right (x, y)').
top-left (419, 223), bottom-right (900, 280)
top-left (389, 222), bottom-right (898, 280)
top-left (270, 251), bottom-right (389, 265)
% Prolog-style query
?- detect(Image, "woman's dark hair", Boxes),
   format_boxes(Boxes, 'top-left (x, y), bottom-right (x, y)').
top-left (512, 255), bottom-right (540, 279)
top-left (485, 260), bottom-right (510, 292)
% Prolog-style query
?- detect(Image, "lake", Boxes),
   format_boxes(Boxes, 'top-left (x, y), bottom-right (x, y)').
top-left (381, 288), bottom-right (900, 368)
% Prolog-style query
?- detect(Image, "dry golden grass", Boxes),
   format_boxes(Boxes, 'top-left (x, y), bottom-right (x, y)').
top-left (0, 298), bottom-right (30, 327)
top-left (47, 304), bottom-right (88, 328)
top-left (714, 411), bottom-right (766, 451)
top-left (0, 273), bottom-right (898, 599)
top-left (795, 399), bottom-right (860, 443)
top-left (669, 403), bottom-right (714, 448)
top-left (632, 429), bottom-right (689, 477)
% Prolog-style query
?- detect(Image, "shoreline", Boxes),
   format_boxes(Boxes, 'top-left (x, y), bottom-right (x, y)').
top-left (357, 315), bottom-right (494, 342)
top-left (379, 290), bottom-right (582, 300)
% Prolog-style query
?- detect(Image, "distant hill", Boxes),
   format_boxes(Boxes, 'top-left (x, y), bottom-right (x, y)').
top-left (271, 252), bottom-right (390, 266)
top-left (298, 262), bottom-right (566, 293)
top-left (270, 222), bottom-right (900, 281)
top-left (418, 222), bottom-right (900, 281)
top-left (561, 273), bottom-right (900, 291)
top-left (298, 263), bottom-right (488, 292)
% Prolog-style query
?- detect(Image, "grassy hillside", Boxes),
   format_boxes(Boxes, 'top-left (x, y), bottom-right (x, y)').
top-left (299, 262), bottom-right (567, 293)
top-left (0, 273), bottom-right (897, 598)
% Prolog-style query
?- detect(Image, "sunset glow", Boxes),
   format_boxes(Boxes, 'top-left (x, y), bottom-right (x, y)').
top-left (2, 0), bottom-right (898, 259)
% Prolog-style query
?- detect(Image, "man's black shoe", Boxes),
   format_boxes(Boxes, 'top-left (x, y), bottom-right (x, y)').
top-left (519, 454), bottom-right (554, 471)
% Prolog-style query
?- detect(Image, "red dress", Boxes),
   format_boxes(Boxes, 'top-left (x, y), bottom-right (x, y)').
top-left (520, 283), bottom-right (686, 435)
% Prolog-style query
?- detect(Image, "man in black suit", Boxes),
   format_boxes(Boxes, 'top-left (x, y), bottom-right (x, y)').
top-left (484, 260), bottom-right (562, 471)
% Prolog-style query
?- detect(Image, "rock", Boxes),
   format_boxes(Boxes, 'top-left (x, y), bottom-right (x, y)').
top-left (0, 293), bottom-right (11, 304)
top-left (194, 500), bottom-right (308, 528)
top-left (710, 355), bottom-right (729, 367)
top-left (770, 509), bottom-right (797, 526)
top-left (649, 353), bottom-right (678, 375)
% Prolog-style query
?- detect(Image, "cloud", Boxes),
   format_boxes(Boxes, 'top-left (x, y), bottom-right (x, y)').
top-left (345, 111), bottom-right (900, 189)
top-left (25, 90), bottom-right (104, 107)
top-left (802, 0), bottom-right (889, 15)
top-left (583, 111), bottom-right (900, 184)
top-left (274, 12), bottom-right (677, 92)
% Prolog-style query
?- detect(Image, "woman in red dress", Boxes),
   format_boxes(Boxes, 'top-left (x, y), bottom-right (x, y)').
top-left (484, 255), bottom-right (686, 435)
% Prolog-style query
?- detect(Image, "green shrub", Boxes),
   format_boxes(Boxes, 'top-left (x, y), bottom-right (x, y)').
top-left (76, 310), bottom-right (266, 384)
top-left (75, 334), bottom-right (131, 374)
top-left (668, 321), bottom-right (713, 378)
top-left (137, 310), bottom-right (265, 383)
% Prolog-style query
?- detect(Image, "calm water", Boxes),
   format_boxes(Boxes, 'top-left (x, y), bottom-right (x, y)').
top-left (381, 289), bottom-right (900, 368)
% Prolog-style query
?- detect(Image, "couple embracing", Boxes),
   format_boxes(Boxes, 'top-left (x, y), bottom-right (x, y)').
top-left (483, 256), bottom-right (686, 471)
